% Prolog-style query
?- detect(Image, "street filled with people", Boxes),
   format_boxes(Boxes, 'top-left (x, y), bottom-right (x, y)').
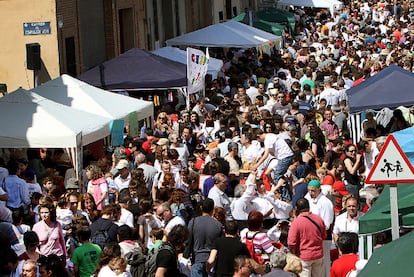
top-left (2, 0), bottom-right (414, 276)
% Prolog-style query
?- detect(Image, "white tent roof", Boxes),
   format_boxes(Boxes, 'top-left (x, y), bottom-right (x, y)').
top-left (166, 20), bottom-right (281, 49)
top-left (0, 88), bottom-right (111, 148)
top-left (32, 74), bottom-right (153, 121)
top-left (277, 0), bottom-right (343, 15)
top-left (152, 46), bottom-right (224, 79)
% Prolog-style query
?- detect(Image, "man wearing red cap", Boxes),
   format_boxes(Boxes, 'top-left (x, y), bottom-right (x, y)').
top-left (331, 181), bottom-right (349, 215)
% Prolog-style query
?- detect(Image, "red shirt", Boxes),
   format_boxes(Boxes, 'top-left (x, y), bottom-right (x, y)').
top-left (393, 29), bottom-right (402, 43)
top-left (330, 253), bottom-right (358, 277)
top-left (195, 157), bottom-right (205, 171)
top-left (288, 212), bottom-right (326, 261)
top-left (141, 137), bottom-right (155, 154)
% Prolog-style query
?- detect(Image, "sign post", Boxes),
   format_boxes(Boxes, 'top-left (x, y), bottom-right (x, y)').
top-left (389, 184), bottom-right (399, 240)
top-left (366, 134), bottom-right (414, 240)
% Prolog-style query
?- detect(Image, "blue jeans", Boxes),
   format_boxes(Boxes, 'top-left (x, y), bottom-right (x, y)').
top-left (274, 155), bottom-right (294, 201)
top-left (191, 261), bottom-right (209, 277)
top-left (274, 155), bottom-right (294, 182)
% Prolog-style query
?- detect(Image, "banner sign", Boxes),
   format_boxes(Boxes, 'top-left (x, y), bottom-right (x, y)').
top-left (186, 47), bottom-right (209, 95)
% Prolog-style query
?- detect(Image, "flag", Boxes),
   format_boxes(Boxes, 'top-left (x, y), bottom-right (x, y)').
top-left (128, 112), bottom-right (139, 138)
top-left (187, 47), bottom-right (209, 94)
top-left (154, 95), bottom-right (160, 106)
top-left (110, 119), bottom-right (124, 146)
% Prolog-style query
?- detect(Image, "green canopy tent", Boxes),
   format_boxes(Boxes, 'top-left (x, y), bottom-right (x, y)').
top-left (232, 13), bottom-right (286, 36)
top-left (252, 20), bottom-right (286, 37)
top-left (232, 12), bottom-right (246, 22)
top-left (359, 185), bottom-right (414, 235)
top-left (232, 9), bottom-right (295, 36)
top-left (255, 8), bottom-right (296, 36)
top-left (358, 229), bottom-right (414, 277)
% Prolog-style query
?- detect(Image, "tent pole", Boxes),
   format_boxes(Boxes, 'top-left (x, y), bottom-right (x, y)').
top-left (76, 132), bottom-right (84, 193)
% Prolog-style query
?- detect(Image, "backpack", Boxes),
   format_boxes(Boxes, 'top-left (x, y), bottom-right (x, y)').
top-left (91, 221), bottom-right (112, 249)
top-left (125, 250), bottom-right (146, 277)
top-left (144, 242), bottom-right (176, 277)
top-left (245, 232), bottom-right (265, 264)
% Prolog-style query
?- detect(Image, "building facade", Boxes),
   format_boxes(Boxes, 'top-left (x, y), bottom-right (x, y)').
top-left (1, 0), bottom-right (262, 91)
top-left (0, 0), bottom-right (147, 92)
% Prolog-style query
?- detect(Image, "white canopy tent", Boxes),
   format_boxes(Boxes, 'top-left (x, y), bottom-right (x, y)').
top-left (32, 74), bottom-right (153, 124)
top-left (277, 0), bottom-right (343, 15)
top-left (0, 88), bottom-right (112, 182)
top-left (0, 88), bottom-right (111, 148)
top-left (152, 46), bottom-right (224, 79)
top-left (166, 21), bottom-right (282, 52)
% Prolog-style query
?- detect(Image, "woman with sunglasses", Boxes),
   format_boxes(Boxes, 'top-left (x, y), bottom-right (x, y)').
top-left (154, 112), bottom-right (172, 138)
top-left (343, 144), bottom-right (364, 198)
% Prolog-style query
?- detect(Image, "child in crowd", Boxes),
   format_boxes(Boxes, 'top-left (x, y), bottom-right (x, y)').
top-left (148, 228), bottom-right (163, 252)
top-left (42, 177), bottom-right (55, 196)
top-left (30, 192), bottom-right (42, 224)
top-left (109, 257), bottom-right (130, 277)
top-left (105, 172), bottom-right (117, 203)
top-left (56, 194), bottom-right (74, 237)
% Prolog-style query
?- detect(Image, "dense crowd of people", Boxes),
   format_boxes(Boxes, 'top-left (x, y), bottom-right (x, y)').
top-left (1, 0), bottom-right (414, 276)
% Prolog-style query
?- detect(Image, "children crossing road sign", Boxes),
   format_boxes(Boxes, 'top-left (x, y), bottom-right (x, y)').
top-left (366, 134), bottom-right (414, 184)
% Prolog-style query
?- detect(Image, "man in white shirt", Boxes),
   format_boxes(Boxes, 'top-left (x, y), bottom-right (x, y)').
top-left (252, 123), bottom-right (295, 190)
top-left (246, 78), bottom-right (259, 103)
top-left (240, 132), bottom-right (262, 165)
top-left (208, 173), bottom-right (233, 220)
top-left (231, 173), bottom-right (257, 221)
top-left (333, 197), bottom-right (364, 242)
top-left (116, 189), bottom-right (134, 229)
top-left (319, 79), bottom-right (340, 107)
top-left (156, 202), bottom-right (185, 236)
top-left (114, 159), bottom-right (131, 192)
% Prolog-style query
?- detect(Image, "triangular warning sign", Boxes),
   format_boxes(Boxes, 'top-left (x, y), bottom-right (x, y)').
top-left (366, 134), bottom-right (414, 184)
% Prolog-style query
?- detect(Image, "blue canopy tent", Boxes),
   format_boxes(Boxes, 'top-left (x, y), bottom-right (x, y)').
top-left (347, 65), bottom-right (414, 114)
top-left (346, 65), bottom-right (414, 143)
top-left (78, 48), bottom-right (187, 90)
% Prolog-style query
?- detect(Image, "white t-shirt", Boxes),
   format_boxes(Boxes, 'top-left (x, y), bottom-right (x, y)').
top-left (116, 208), bottom-right (134, 228)
top-left (114, 173), bottom-right (131, 191)
top-left (319, 88), bottom-right (340, 106)
top-left (164, 216), bottom-right (186, 234)
top-left (56, 208), bottom-right (73, 227)
top-left (333, 211), bottom-right (364, 235)
top-left (267, 133), bottom-right (294, 160)
top-left (242, 141), bottom-right (263, 163)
